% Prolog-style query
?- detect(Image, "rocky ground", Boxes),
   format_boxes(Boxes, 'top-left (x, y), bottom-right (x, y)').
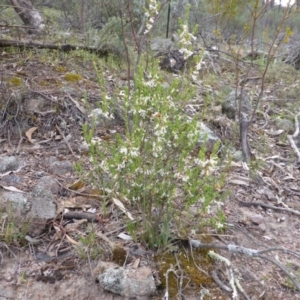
top-left (1, 35), bottom-right (300, 300)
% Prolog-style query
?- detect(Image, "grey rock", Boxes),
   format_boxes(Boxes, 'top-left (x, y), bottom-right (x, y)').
top-left (0, 179), bottom-right (57, 236)
top-left (0, 174), bottom-right (22, 185)
top-left (196, 122), bottom-right (221, 153)
top-left (222, 88), bottom-right (252, 120)
top-left (0, 156), bottom-right (25, 175)
top-left (99, 267), bottom-right (124, 294)
top-left (35, 176), bottom-right (59, 194)
top-left (30, 184), bottom-right (56, 214)
top-left (150, 37), bottom-right (174, 55)
top-left (0, 191), bottom-right (30, 212)
top-left (275, 118), bottom-right (294, 134)
top-left (49, 160), bottom-right (73, 175)
top-left (232, 150), bottom-right (244, 162)
top-left (99, 266), bottom-right (156, 298)
top-left (27, 186), bottom-right (57, 236)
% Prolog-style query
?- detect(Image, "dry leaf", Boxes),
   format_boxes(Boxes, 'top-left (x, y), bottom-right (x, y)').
top-left (113, 198), bottom-right (134, 220)
top-left (69, 180), bottom-right (85, 190)
top-left (25, 127), bottom-right (38, 143)
top-left (229, 179), bottom-right (249, 186)
top-left (61, 200), bottom-right (91, 209)
top-left (264, 129), bottom-right (284, 136)
top-left (66, 234), bottom-right (80, 245)
top-left (117, 232), bottom-right (133, 241)
top-left (0, 185), bottom-right (27, 193)
top-left (67, 94), bottom-right (86, 114)
top-left (132, 258), bottom-right (140, 269)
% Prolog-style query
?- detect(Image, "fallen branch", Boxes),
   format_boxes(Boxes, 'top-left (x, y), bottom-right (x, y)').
top-left (56, 125), bottom-right (76, 157)
top-left (212, 269), bottom-right (232, 292)
top-left (236, 199), bottom-right (300, 217)
top-left (190, 239), bottom-right (300, 291)
top-left (63, 211), bottom-right (100, 223)
top-left (287, 111), bottom-right (300, 162)
top-left (0, 39), bottom-right (123, 58)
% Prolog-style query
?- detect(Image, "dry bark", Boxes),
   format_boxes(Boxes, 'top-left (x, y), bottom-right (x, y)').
top-left (10, 0), bottom-right (45, 34)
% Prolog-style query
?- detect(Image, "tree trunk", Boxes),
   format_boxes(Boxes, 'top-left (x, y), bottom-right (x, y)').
top-left (239, 118), bottom-right (251, 162)
top-left (10, 0), bottom-right (44, 34)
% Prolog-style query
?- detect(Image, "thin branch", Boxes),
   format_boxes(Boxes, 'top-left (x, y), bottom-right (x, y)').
top-left (190, 240), bottom-right (300, 291)
top-left (236, 199), bottom-right (300, 217)
top-left (287, 111), bottom-right (300, 162)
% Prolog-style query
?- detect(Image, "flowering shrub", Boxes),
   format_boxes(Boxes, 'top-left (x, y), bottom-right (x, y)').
top-left (83, 64), bottom-right (223, 246)
top-left (82, 7), bottom-right (225, 247)
top-left (144, 0), bottom-right (160, 35)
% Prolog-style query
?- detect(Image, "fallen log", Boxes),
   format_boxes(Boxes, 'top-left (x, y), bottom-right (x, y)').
top-left (0, 39), bottom-right (123, 58)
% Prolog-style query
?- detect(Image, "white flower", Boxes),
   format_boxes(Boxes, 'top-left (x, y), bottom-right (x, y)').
top-left (196, 60), bottom-right (205, 70)
top-left (180, 25), bottom-right (188, 34)
top-left (215, 222), bottom-right (224, 229)
top-left (179, 48), bottom-right (194, 59)
top-left (129, 147), bottom-right (139, 157)
top-left (187, 131), bottom-right (197, 139)
top-left (138, 109), bottom-right (147, 118)
top-left (154, 127), bottom-right (167, 136)
top-left (145, 168), bottom-right (154, 175)
top-left (100, 160), bottom-right (109, 172)
top-left (116, 161), bottom-right (126, 171)
top-left (102, 111), bottom-right (114, 119)
top-left (144, 79), bottom-right (156, 87)
top-left (144, 0), bottom-right (159, 35)
top-left (191, 74), bottom-right (198, 81)
top-left (182, 175), bottom-right (189, 182)
top-left (120, 147), bottom-right (128, 155)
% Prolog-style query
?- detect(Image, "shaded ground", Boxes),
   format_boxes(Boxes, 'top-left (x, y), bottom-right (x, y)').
top-left (1, 36), bottom-right (300, 300)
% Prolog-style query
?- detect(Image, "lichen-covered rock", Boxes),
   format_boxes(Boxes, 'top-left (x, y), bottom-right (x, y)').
top-left (275, 118), bottom-right (294, 134)
top-left (159, 50), bottom-right (185, 72)
top-left (150, 37), bottom-right (174, 56)
top-left (0, 156), bottom-right (26, 175)
top-left (222, 88), bottom-right (252, 120)
top-left (98, 265), bottom-right (156, 298)
top-left (196, 122), bottom-right (221, 153)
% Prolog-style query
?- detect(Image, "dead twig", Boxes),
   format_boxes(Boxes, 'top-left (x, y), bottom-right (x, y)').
top-left (212, 269), bottom-right (232, 292)
top-left (236, 199), bottom-right (300, 217)
top-left (63, 211), bottom-right (101, 223)
top-left (287, 111), bottom-right (300, 162)
top-left (191, 240), bottom-right (300, 291)
top-left (55, 125), bottom-right (76, 157)
top-left (54, 179), bottom-right (102, 200)
top-left (29, 89), bottom-right (59, 104)
top-left (163, 266), bottom-right (178, 300)
top-left (189, 239), bottom-right (209, 276)
top-left (209, 251), bottom-right (239, 299)
top-left (174, 252), bottom-right (184, 300)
